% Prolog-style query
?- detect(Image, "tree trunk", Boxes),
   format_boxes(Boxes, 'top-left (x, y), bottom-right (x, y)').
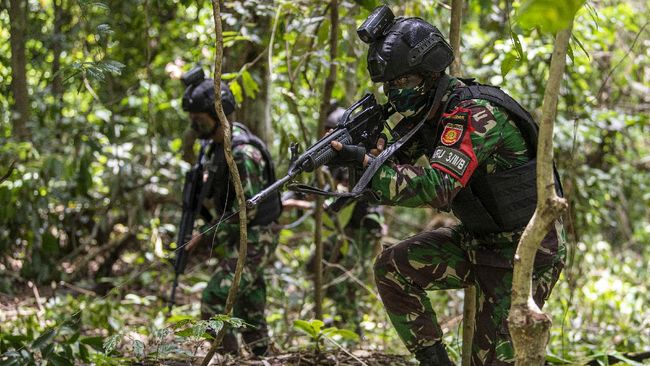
top-left (51, 0), bottom-right (64, 110)
top-left (507, 25), bottom-right (573, 366)
top-left (343, 6), bottom-right (360, 106)
top-left (311, 0), bottom-right (338, 321)
top-left (236, 43), bottom-right (271, 143)
top-left (448, 3), bottom-right (474, 365)
top-left (201, 1), bottom-right (249, 364)
top-left (225, 5), bottom-right (272, 144)
top-left (449, 0), bottom-right (463, 77)
top-left (9, 0), bottom-right (31, 141)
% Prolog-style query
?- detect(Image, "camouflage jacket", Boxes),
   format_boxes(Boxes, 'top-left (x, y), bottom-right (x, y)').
top-left (371, 78), bottom-right (530, 210)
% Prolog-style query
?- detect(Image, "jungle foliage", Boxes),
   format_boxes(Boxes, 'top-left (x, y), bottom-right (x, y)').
top-left (0, 0), bottom-right (648, 365)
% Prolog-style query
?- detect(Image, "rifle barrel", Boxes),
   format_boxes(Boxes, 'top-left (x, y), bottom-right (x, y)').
top-left (247, 172), bottom-right (296, 208)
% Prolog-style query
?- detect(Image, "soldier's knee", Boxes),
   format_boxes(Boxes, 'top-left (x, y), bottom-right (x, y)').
top-left (374, 244), bottom-right (403, 284)
top-left (374, 244), bottom-right (397, 282)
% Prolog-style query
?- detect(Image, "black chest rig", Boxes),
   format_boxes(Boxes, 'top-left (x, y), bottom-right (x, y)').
top-left (444, 80), bottom-right (562, 234)
top-left (202, 123), bottom-right (282, 226)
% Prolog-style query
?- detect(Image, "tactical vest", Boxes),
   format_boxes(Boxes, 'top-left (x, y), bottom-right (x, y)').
top-left (444, 80), bottom-right (562, 234)
top-left (204, 123), bottom-right (282, 226)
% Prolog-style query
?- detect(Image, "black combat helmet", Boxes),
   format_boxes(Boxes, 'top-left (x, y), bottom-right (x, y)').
top-left (182, 78), bottom-right (236, 119)
top-left (325, 106), bottom-right (346, 130)
top-left (360, 6), bottom-right (454, 83)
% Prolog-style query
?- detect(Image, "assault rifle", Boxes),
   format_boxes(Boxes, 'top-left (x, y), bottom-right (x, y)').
top-left (168, 144), bottom-right (207, 311)
top-left (248, 93), bottom-right (391, 208)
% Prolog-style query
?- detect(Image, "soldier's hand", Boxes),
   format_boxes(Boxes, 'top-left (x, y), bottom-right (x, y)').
top-left (369, 133), bottom-right (387, 156)
top-left (185, 232), bottom-right (202, 252)
top-left (330, 141), bottom-right (370, 167)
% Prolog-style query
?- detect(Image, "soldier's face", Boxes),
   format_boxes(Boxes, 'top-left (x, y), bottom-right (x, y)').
top-left (383, 74), bottom-right (429, 118)
top-left (189, 112), bottom-right (218, 140)
top-left (383, 74), bottom-right (423, 91)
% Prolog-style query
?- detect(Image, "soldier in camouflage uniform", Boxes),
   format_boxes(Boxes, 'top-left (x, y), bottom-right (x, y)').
top-left (331, 8), bottom-right (565, 366)
top-left (182, 78), bottom-right (279, 356)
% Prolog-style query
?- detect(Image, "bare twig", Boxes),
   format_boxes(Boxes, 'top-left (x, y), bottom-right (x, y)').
top-left (595, 21), bottom-right (649, 102)
top-left (0, 161), bottom-right (16, 183)
top-left (58, 281), bottom-right (97, 296)
top-left (323, 260), bottom-right (379, 300)
top-left (323, 336), bottom-right (369, 366)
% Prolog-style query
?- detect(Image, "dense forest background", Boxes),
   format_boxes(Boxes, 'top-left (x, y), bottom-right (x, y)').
top-left (1, 0), bottom-right (649, 365)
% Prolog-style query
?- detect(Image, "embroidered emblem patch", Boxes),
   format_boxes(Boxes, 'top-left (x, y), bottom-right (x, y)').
top-left (441, 123), bottom-right (464, 146)
top-left (431, 146), bottom-right (471, 177)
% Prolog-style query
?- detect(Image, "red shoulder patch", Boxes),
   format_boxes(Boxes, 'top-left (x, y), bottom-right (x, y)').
top-left (439, 107), bottom-right (472, 148)
top-left (430, 107), bottom-right (478, 186)
top-left (441, 123), bottom-right (463, 146)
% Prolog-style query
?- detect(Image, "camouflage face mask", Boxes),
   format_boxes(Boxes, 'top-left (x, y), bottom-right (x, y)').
top-left (386, 80), bottom-right (429, 118)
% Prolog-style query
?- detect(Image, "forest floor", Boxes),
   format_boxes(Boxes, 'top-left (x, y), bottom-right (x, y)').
top-left (148, 351), bottom-right (415, 366)
top-left (1, 278), bottom-right (417, 366)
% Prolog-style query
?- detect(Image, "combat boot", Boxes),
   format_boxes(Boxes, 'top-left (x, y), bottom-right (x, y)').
top-left (415, 342), bottom-right (454, 366)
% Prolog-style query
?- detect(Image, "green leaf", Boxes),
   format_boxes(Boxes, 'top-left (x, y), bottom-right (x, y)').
top-left (322, 211), bottom-right (335, 230)
top-left (355, 0), bottom-right (380, 11)
top-left (610, 353), bottom-right (646, 366)
top-left (241, 70), bottom-right (259, 99)
top-left (80, 336), bottom-right (104, 352)
top-left (79, 344), bottom-right (90, 363)
top-left (32, 328), bottom-right (56, 350)
top-left (99, 60), bottom-right (125, 76)
top-left (293, 319), bottom-right (317, 339)
top-left (510, 31), bottom-right (525, 60)
top-left (545, 352), bottom-right (572, 364)
top-left (516, 0), bottom-right (585, 33)
top-left (309, 319), bottom-right (324, 334)
top-left (0, 353), bottom-right (21, 366)
top-left (133, 340), bottom-right (145, 359)
top-left (211, 315), bottom-right (247, 329)
top-left (336, 201), bottom-right (357, 229)
top-left (169, 317), bottom-right (194, 329)
top-left (47, 353), bottom-right (73, 366)
top-left (229, 80), bottom-right (244, 104)
top-left (208, 320), bottom-right (224, 334)
top-left (571, 34), bottom-right (590, 59)
top-left (96, 24), bottom-right (113, 35)
top-left (501, 53), bottom-right (519, 78)
top-left (103, 334), bottom-right (121, 354)
top-left (322, 328), bottom-right (360, 342)
top-left (174, 328), bottom-right (194, 337)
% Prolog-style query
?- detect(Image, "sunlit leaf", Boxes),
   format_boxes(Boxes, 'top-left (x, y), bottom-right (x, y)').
top-left (516, 0), bottom-right (585, 32)
top-left (293, 319), bottom-right (317, 339)
top-left (241, 70), bottom-right (259, 99)
top-left (229, 80), bottom-right (244, 104)
top-left (501, 52), bottom-right (519, 78)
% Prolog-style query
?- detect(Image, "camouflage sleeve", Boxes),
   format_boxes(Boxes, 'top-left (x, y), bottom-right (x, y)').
top-left (233, 144), bottom-right (267, 220)
top-left (370, 99), bottom-right (517, 208)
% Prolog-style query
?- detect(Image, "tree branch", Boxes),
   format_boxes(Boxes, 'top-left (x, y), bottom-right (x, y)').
top-left (311, 0), bottom-right (339, 321)
top-left (201, 1), bottom-right (249, 364)
top-left (0, 161), bottom-right (16, 184)
top-left (508, 24), bottom-right (573, 365)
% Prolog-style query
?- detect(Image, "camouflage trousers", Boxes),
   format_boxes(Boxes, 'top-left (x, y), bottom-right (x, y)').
top-left (374, 223), bottom-right (565, 366)
top-left (201, 226), bottom-right (277, 354)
